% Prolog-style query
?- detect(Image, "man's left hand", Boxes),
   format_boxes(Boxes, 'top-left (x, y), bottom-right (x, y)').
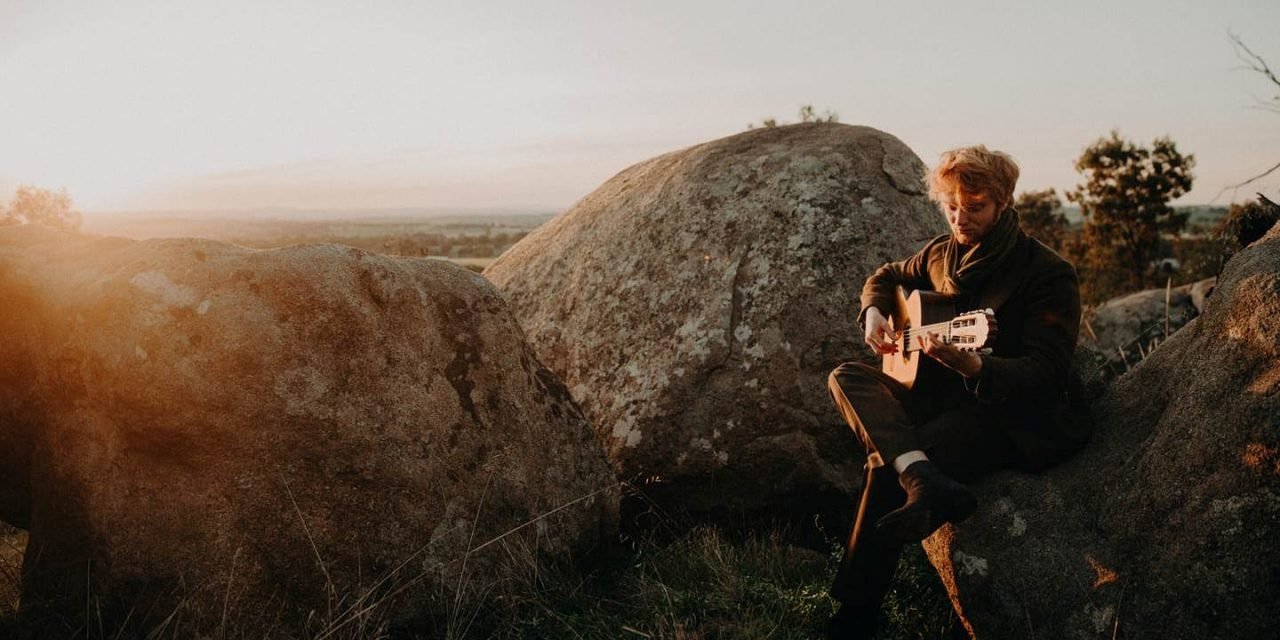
top-left (918, 332), bottom-right (983, 378)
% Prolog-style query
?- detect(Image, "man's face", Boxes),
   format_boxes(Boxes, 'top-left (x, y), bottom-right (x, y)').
top-left (939, 189), bottom-right (999, 246)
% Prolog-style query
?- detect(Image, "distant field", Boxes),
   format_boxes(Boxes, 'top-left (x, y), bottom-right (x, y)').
top-left (80, 212), bottom-right (555, 270)
top-left (1060, 204), bottom-right (1226, 227)
top-left (82, 211), bottom-right (554, 240)
top-left (77, 206), bottom-right (1225, 273)
top-left (439, 256), bottom-right (497, 271)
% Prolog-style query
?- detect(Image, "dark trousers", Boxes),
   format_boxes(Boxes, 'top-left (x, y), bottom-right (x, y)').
top-left (826, 362), bottom-right (1017, 608)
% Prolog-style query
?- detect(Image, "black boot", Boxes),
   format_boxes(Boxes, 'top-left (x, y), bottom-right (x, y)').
top-left (875, 460), bottom-right (977, 543)
top-left (826, 604), bottom-right (882, 639)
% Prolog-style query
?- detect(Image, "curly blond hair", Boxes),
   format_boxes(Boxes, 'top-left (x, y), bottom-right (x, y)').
top-left (927, 145), bottom-right (1020, 210)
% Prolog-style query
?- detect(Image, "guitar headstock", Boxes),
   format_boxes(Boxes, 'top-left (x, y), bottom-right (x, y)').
top-left (946, 308), bottom-right (996, 353)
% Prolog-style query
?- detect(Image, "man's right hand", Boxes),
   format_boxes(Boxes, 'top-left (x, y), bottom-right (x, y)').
top-left (864, 307), bottom-right (900, 355)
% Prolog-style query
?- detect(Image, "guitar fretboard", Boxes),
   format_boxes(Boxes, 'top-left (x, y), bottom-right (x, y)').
top-left (900, 321), bottom-right (954, 352)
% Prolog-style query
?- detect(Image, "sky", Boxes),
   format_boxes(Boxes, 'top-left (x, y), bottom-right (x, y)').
top-left (1, 0), bottom-right (1277, 214)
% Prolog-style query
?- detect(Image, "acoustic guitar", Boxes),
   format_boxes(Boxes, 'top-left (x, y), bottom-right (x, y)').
top-left (882, 287), bottom-right (997, 389)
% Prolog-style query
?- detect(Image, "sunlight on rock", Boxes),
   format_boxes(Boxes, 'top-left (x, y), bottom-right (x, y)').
top-left (1240, 443), bottom-right (1279, 473)
top-left (1247, 366), bottom-right (1280, 395)
top-left (0, 228), bottom-right (619, 634)
top-left (1086, 554), bottom-right (1119, 589)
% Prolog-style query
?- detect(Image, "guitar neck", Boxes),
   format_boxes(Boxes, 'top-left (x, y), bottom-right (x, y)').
top-left (901, 320), bottom-right (955, 352)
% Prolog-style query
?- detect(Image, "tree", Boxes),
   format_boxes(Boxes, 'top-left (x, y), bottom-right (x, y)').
top-left (1218, 193), bottom-right (1280, 250)
top-left (1014, 188), bottom-right (1069, 252)
top-left (1067, 131), bottom-right (1194, 300)
top-left (797, 104), bottom-right (838, 123)
top-left (1, 185), bottom-right (82, 231)
top-left (747, 104), bottom-right (838, 130)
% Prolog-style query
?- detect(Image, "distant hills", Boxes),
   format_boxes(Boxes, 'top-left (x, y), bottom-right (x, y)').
top-left (1061, 205), bottom-right (1227, 227)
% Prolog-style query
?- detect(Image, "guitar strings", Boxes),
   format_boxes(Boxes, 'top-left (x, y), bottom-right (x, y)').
top-left (896, 319), bottom-right (987, 349)
top-left (900, 321), bottom-right (952, 342)
top-left (890, 312), bottom-right (991, 350)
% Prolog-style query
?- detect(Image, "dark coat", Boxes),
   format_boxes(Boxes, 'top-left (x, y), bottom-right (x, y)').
top-left (858, 229), bottom-right (1090, 470)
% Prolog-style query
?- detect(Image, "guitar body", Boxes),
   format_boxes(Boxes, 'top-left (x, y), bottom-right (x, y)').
top-left (882, 289), bottom-right (961, 390)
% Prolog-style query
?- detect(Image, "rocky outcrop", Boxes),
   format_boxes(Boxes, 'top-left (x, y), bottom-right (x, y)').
top-left (923, 223), bottom-right (1280, 639)
top-left (485, 123), bottom-right (947, 519)
top-left (1081, 277), bottom-right (1213, 368)
top-left (0, 225), bottom-right (617, 636)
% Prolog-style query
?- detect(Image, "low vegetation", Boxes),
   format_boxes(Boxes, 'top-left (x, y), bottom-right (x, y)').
top-left (485, 524), bottom-right (958, 640)
top-left (0, 520), bottom-right (961, 639)
top-left (0, 525), bottom-right (21, 620)
top-left (748, 104), bottom-right (840, 130)
top-left (0, 185), bottom-right (81, 230)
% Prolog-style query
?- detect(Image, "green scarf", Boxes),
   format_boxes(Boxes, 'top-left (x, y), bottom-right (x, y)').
top-left (941, 207), bottom-right (1024, 295)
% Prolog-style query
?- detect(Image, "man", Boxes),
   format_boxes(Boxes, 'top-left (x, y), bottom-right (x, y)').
top-left (825, 145), bottom-right (1089, 637)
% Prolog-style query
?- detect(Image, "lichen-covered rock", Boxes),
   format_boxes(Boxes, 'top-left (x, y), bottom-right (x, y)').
top-left (485, 123), bottom-right (947, 518)
top-left (0, 225), bottom-right (617, 636)
top-left (923, 225), bottom-right (1280, 639)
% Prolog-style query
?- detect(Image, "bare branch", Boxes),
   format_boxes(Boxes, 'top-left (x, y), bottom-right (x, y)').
top-left (1230, 31), bottom-right (1280, 90)
top-left (1246, 103), bottom-right (1280, 115)
top-left (1211, 159), bottom-right (1280, 204)
top-left (1222, 32), bottom-right (1280, 204)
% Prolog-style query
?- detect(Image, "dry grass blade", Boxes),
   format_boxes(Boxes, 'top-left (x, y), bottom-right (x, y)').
top-left (317, 483), bottom-right (615, 640)
top-left (448, 475), bottom-right (493, 640)
top-left (280, 471), bottom-right (337, 622)
top-left (143, 598), bottom-right (185, 640)
top-left (1111, 580), bottom-right (1128, 640)
top-left (467, 485), bottom-right (615, 556)
top-left (220, 545), bottom-right (242, 639)
top-left (1080, 312), bottom-right (1098, 343)
top-left (108, 606), bottom-right (136, 640)
top-left (310, 521), bottom-right (471, 640)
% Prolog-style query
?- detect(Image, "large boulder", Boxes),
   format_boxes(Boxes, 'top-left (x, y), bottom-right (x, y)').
top-left (922, 223), bottom-right (1280, 639)
top-left (0, 225), bottom-right (617, 636)
top-left (485, 123), bottom-right (948, 520)
top-left (1080, 277), bottom-right (1212, 369)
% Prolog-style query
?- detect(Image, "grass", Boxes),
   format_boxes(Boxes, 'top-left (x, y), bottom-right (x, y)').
top-left (481, 523), bottom-right (961, 640)
top-left (494, 525), bottom-right (837, 639)
top-left (0, 525), bottom-right (22, 619)
top-left (0, 519), bottom-right (961, 640)
top-left (1080, 277), bottom-right (1197, 384)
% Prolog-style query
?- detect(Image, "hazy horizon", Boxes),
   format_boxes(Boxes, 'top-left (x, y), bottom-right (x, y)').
top-left (3, 0), bottom-right (1278, 213)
